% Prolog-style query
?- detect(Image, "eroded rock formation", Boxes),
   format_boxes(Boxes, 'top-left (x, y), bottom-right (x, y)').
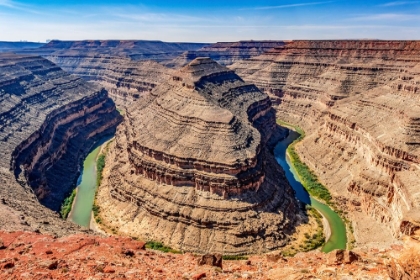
top-left (22, 40), bottom-right (208, 62)
top-left (166, 41), bottom-right (285, 68)
top-left (45, 55), bottom-right (175, 106)
top-left (96, 57), bottom-right (299, 254)
top-left (230, 40), bottom-right (420, 246)
top-left (0, 53), bottom-right (121, 234)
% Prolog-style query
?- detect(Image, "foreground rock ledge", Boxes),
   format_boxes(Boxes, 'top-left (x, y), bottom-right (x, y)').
top-left (96, 58), bottom-right (300, 255)
top-left (0, 231), bottom-right (395, 279)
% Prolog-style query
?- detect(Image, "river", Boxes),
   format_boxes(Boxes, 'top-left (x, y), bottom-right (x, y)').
top-left (274, 129), bottom-right (347, 252)
top-left (69, 130), bottom-right (346, 252)
top-left (69, 136), bottom-right (112, 228)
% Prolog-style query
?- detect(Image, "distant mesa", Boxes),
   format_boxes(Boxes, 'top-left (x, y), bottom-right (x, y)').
top-left (96, 57), bottom-right (299, 254)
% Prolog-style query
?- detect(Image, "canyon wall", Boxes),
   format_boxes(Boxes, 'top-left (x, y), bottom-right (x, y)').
top-left (230, 40), bottom-right (420, 246)
top-left (45, 55), bottom-right (175, 106)
top-left (0, 41), bottom-right (44, 52)
top-left (96, 58), bottom-right (300, 255)
top-left (34, 41), bottom-right (285, 106)
top-left (20, 40), bottom-right (208, 62)
top-left (0, 53), bottom-right (121, 234)
top-left (165, 41), bottom-right (285, 68)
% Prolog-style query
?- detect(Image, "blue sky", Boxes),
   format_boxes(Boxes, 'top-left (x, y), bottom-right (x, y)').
top-left (0, 0), bottom-right (420, 42)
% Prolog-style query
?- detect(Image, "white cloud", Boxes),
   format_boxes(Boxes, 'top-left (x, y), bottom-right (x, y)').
top-left (242, 1), bottom-right (334, 10)
top-left (379, 1), bottom-right (420, 7)
top-left (349, 13), bottom-right (420, 21)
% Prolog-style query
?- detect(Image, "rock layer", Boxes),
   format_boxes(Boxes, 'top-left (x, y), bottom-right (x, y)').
top-left (166, 41), bottom-right (285, 68)
top-left (230, 40), bottom-right (420, 245)
top-left (96, 58), bottom-right (299, 254)
top-left (23, 40), bottom-right (208, 62)
top-left (46, 55), bottom-right (175, 106)
top-left (0, 53), bottom-right (121, 234)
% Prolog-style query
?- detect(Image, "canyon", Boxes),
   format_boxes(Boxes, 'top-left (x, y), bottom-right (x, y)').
top-left (1, 39), bottom-right (420, 278)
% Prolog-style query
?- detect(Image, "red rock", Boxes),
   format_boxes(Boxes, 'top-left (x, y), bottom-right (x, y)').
top-left (40, 260), bottom-right (58, 270)
top-left (198, 254), bottom-right (222, 268)
top-left (103, 266), bottom-right (115, 273)
top-left (192, 272), bottom-right (206, 280)
top-left (1, 262), bottom-right (14, 269)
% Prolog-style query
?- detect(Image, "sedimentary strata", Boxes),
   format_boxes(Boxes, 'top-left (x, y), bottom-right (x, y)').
top-left (22, 40), bottom-right (208, 62)
top-left (38, 41), bottom-right (285, 106)
top-left (230, 40), bottom-right (420, 246)
top-left (46, 55), bottom-right (175, 106)
top-left (0, 41), bottom-right (44, 52)
top-left (0, 53), bottom-right (121, 235)
top-left (96, 57), bottom-right (299, 254)
top-left (166, 41), bottom-right (285, 68)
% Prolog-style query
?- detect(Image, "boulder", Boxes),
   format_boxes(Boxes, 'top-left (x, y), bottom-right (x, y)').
top-left (197, 253), bottom-right (223, 268)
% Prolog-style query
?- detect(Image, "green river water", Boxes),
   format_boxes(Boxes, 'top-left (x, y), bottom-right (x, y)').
top-left (274, 129), bottom-right (347, 252)
top-left (69, 137), bottom-right (111, 228)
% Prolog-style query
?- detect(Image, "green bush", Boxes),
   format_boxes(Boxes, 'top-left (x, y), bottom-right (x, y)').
top-left (145, 241), bottom-right (182, 254)
top-left (60, 188), bottom-right (77, 219)
top-left (96, 154), bottom-right (106, 186)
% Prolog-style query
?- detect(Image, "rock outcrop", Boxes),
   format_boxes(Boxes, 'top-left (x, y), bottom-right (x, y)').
top-left (230, 40), bottom-right (420, 246)
top-left (0, 53), bottom-right (121, 235)
top-left (96, 57), bottom-right (299, 254)
top-left (166, 41), bottom-right (285, 68)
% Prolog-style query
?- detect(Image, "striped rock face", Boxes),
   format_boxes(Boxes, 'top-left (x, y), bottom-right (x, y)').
top-left (96, 58), bottom-right (300, 254)
top-left (0, 53), bottom-right (122, 235)
top-left (230, 40), bottom-right (420, 246)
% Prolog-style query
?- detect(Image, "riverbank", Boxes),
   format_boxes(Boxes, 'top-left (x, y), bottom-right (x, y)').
top-left (274, 120), bottom-right (347, 252)
top-left (67, 136), bottom-right (113, 228)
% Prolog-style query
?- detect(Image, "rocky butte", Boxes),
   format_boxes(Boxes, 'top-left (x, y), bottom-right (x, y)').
top-left (95, 57), bottom-right (300, 254)
top-left (0, 53), bottom-right (122, 234)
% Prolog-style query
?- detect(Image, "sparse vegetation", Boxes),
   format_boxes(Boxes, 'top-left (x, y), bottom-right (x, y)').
top-left (277, 119), bottom-right (353, 249)
top-left (96, 154), bottom-right (106, 186)
top-left (277, 120), bottom-right (332, 204)
top-left (222, 255), bottom-right (248, 260)
top-left (145, 241), bottom-right (182, 254)
top-left (92, 140), bottom-right (113, 225)
top-left (116, 107), bottom-right (125, 115)
top-left (60, 188), bottom-right (77, 219)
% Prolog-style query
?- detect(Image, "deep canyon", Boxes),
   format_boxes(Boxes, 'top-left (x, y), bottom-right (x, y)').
top-left (1, 40), bottom-right (420, 279)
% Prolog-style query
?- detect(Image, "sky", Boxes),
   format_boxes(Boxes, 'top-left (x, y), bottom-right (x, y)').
top-left (0, 0), bottom-right (420, 42)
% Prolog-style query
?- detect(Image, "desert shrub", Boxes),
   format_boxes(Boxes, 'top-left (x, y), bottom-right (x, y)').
top-left (60, 189), bottom-right (77, 219)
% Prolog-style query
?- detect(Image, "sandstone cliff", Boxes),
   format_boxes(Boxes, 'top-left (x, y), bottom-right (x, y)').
top-left (96, 58), bottom-right (300, 255)
top-left (166, 41), bottom-right (285, 68)
top-left (230, 40), bottom-right (420, 246)
top-left (45, 55), bottom-right (175, 106)
top-left (0, 53), bottom-right (121, 235)
top-left (27, 40), bottom-right (208, 62)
